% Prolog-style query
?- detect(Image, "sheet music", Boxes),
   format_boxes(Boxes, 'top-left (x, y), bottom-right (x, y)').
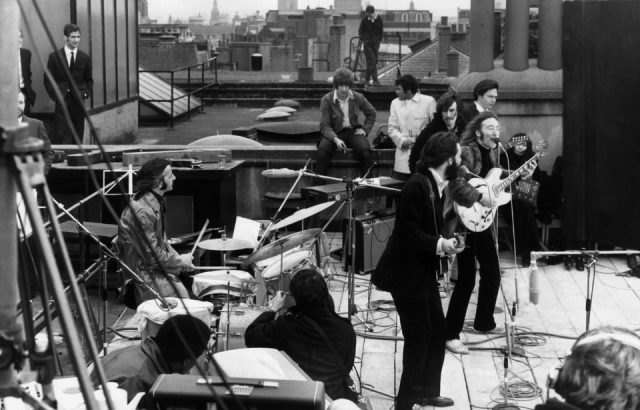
top-left (232, 217), bottom-right (261, 248)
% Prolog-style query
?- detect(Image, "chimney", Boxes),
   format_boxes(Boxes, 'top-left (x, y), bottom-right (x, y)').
top-left (446, 51), bottom-right (459, 77)
top-left (438, 25), bottom-right (452, 72)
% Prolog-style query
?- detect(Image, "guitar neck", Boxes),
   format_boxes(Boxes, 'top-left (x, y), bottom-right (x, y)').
top-left (495, 154), bottom-right (539, 194)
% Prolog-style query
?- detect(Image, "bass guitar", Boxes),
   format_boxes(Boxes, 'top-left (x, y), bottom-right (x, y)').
top-left (455, 139), bottom-right (548, 232)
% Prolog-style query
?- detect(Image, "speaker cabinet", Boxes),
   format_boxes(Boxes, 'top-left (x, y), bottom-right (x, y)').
top-left (344, 214), bottom-right (394, 274)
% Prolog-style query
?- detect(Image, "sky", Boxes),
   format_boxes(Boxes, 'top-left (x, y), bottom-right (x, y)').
top-left (148, 0), bottom-right (471, 23)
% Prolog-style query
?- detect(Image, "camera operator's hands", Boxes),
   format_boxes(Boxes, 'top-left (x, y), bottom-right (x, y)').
top-left (442, 238), bottom-right (464, 255)
top-left (268, 291), bottom-right (288, 312)
top-left (180, 253), bottom-right (195, 271)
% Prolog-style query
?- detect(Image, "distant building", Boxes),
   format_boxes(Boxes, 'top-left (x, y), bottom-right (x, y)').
top-left (383, 3), bottom-right (433, 44)
top-left (232, 11), bottom-right (266, 36)
top-left (334, 0), bottom-right (360, 15)
top-left (190, 14), bottom-right (206, 25)
top-left (209, 0), bottom-right (224, 24)
top-left (139, 23), bottom-right (194, 44)
top-left (139, 0), bottom-right (150, 23)
top-left (278, 0), bottom-right (298, 11)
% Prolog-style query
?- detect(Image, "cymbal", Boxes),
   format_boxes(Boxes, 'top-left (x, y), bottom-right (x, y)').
top-left (195, 270), bottom-right (257, 284)
top-left (270, 201), bottom-right (336, 231)
top-left (198, 238), bottom-right (252, 251)
top-left (243, 228), bottom-right (321, 265)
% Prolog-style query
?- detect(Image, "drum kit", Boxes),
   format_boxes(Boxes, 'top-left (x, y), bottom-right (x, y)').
top-left (190, 202), bottom-right (333, 351)
top-left (187, 163), bottom-right (401, 350)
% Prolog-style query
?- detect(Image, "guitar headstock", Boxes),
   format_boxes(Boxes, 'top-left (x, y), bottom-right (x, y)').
top-left (533, 139), bottom-right (549, 158)
top-left (503, 134), bottom-right (529, 150)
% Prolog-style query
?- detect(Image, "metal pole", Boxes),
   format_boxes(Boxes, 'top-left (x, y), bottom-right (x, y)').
top-left (0, 0), bottom-right (21, 391)
top-left (170, 71), bottom-right (175, 129)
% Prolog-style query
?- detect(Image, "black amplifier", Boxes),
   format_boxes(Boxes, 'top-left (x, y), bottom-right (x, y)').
top-left (150, 374), bottom-right (325, 410)
top-left (344, 213), bottom-right (395, 274)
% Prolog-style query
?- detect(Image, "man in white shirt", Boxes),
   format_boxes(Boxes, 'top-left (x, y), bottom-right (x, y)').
top-left (388, 75), bottom-right (436, 181)
top-left (44, 23), bottom-right (93, 144)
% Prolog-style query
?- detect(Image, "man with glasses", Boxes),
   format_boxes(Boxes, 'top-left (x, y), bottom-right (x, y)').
top-left (444, 112), bottom-right (536, 355)
top-left (461, 79), bottom-right (499, 123)
top-left (116, 158), bottom-right (195, 305)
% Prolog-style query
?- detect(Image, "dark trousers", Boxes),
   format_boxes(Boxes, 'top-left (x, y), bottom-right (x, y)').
top-left (392, 285), bottom-right (446, 410)
top-left (363, 42), bottom-right (379, 82)
top-left (54, 94), bottom-right (85, 144)
top-left (501, 200), bottom-right (540, 261)
top-left (446, 228), bottom-right (500, 339)
top-left (316, 128), bottom-right (373, 178)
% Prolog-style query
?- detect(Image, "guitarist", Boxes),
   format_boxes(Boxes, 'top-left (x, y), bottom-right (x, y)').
top-left (445, 112), bottom-right (537, 355)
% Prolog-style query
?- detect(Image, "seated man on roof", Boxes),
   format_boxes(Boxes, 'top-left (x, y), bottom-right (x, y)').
top-left (316, 67), bottom-right (377, 181)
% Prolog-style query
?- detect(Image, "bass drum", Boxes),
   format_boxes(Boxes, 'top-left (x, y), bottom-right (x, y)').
top-left (217, 305), bottom-right (267, 352)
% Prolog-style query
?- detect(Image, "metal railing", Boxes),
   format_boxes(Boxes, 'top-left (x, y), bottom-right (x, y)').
top-left (139, 56), bottom-right (218, 128)
top-left (347, 33), bottom-right (403, 82)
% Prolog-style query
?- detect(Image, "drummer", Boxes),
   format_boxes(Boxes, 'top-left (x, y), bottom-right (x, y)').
top-left (245, 269), bottom-right (357, 402)
top-left (116, 158), bottom-right (196, 305)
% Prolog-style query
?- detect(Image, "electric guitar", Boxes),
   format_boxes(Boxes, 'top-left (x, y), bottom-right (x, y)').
top-left (455, 139), bottom-right (548, 232)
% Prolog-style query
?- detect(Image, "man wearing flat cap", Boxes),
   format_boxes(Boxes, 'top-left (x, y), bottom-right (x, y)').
top-left (462, 79), bottom-right (499, 123)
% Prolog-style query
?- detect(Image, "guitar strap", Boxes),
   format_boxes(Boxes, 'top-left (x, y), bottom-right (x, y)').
top-left (422, 174), bottom-right (448, 275)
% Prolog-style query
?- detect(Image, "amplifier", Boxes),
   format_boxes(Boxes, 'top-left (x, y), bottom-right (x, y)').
top-left (150, 374), bottom-right (325, 410)
top-left (344, 213), bottom-right (395, 274)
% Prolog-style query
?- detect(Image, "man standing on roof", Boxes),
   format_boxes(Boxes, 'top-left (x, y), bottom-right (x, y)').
top-left (358, 5), bottom-right (383, 85)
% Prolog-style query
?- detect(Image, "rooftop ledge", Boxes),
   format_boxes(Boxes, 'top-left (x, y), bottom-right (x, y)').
top-left (455, 60), bottom-right (563, 100)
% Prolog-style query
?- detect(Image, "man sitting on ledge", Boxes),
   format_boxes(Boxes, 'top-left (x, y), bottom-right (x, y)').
top-left (316, 67), bottom-right (376, 181)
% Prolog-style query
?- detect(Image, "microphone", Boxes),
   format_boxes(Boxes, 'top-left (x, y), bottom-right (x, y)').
top-left (261, 168), bottom-right (299, 178)
top-left (529, 260), bottom-right (539, 305)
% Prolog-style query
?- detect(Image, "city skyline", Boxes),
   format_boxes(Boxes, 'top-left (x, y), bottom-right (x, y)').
top-left (148, 0), bottom-right (471, 22)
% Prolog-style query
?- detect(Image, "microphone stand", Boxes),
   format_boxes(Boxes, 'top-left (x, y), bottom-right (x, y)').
top-left (529, 249), bottom-right (640, 331)
top-left (301, 167), bottom-right (400, 320)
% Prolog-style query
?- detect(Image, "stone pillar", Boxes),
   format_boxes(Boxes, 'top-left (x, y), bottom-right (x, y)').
top-left (469, 0), bottom-right (494, 72)
top-left (538, 0), bottom-right (562, 70)
top-left (438, 25), bottom-right (452, 72)
top-left (329, 25), bottom-right (345, 70)
top-left (504, 0), bottom-right (529, 71)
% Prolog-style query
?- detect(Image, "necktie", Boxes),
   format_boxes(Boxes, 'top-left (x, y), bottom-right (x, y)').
top-left (69, 51), bottom-right (75, 72)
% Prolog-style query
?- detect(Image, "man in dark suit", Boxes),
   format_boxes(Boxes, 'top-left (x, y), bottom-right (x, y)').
top-left (372, 132), bottom-right (466, 409)
top-left (44, 23), bottom-right (93, 144)
top-left (358, 5), bottom-right (383, 85)
top-left (461, 79), bottom-right (499, 123)
top-left (19, 92), bottom-right (54, 174)
top-left (19, 30), bottom-right (36, 114)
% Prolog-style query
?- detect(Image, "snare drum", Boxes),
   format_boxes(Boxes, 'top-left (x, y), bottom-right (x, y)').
top-left (217, 305), bottom-right (267, 351)
top-left (261, 249), bottom-right (315, 295)
top-left (192, 270), bottom-right (255, 300)
top-left (136, 297), bottom-right (213, 340)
